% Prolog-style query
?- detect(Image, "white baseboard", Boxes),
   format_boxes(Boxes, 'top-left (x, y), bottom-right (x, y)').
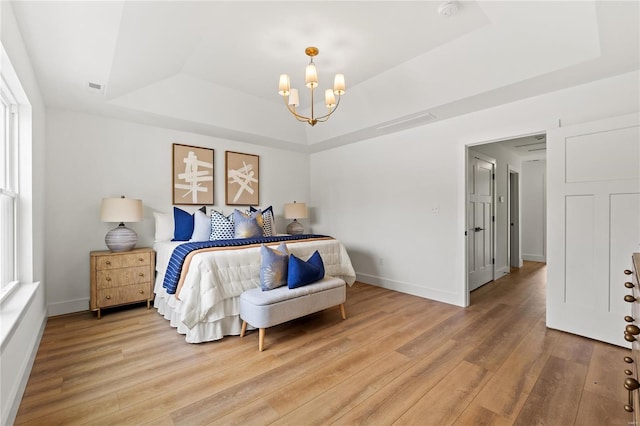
top-left (47, 297), bottom-right (89, 317)
top-left (522, 254), bottom-right (546, 262)
top-left (355, 273), bottom-right (465, 307)
top-left (496, 266), bottom-right (510, 277)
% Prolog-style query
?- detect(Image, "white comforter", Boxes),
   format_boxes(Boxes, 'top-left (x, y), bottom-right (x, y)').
top-left (153, 239), bottom-right (356, 343)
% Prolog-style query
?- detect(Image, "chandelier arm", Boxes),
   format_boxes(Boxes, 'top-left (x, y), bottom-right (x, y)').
top-left (283, 96), bottom-right (312, 122)
top-left (312, 95), bottom-right (341, 123)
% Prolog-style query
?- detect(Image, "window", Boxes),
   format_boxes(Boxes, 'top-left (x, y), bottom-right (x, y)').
top-left (0, 76), bottom-right (19, 300)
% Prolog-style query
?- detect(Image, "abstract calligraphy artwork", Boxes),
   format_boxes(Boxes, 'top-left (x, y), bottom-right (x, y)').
top-left (225, 151), bottom-right (259, 206)
top-left (172, 143), bottom-right (214, 205)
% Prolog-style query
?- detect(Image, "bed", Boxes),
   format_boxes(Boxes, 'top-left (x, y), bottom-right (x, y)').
top-left (153, 234), bottom-right (356, 343)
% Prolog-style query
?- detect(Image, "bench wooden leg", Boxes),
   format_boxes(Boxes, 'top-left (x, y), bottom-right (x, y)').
top-left (240, 320), bottom-right (247, 338)
top-left (259, 328), bottom-right (265, 352)
top-left (340, 303), bottom-right (346, 320)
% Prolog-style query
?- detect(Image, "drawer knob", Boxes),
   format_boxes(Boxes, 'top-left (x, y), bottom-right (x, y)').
top-left (625, 404), bottom-right (634, 412)
top-left (625, 378), bottom-right (640, 391)
top-left (106, 276), bottom-right (111, 282)
top-left (626, 369), bottom-right (634, 376)
top-left (626, 316), bottom-right (635, 323)
top-left (139, 290), bottom-right (144, 294)
top-left (626, 282), bottom-right (635, 289)
top-left (625, 332), bottom-right (637, 342)
top-left (139, 273), bottom-right (144, 277)
top-left (625, 269), bottom-right (633, 276)
top-left (106, 261), bottom-right (111, 265)
top-left (139, 257), bottom-right (144, 262)
top-left (625, 295), bottom-right (636, 303)
top-left (627, 325), bottom-right (640, 336)
top-left (625, 356), bottom-right (634, 363)
top-left (105, 295), bottom-right (111, 300)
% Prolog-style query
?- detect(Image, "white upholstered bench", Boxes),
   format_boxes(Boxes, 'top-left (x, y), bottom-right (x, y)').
top-left (239, 275), bottom-right (347, 351)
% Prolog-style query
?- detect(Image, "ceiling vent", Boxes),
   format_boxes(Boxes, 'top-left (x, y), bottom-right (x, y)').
top-left (86, 81), bottom-right (104, 94)
top-left (376, 112), bottom-right (437, 131)
top-left (438, 1), bottom-right (459, 18)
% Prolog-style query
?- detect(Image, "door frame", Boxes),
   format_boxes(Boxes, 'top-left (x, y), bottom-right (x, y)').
top-left (466, 148), bottom-right (497, 293)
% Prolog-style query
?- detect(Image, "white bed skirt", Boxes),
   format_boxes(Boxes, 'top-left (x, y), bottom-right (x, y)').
top-left (154, 272), bottom-right (250, 343)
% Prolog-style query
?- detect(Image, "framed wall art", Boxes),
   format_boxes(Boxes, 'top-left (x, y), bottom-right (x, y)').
top-left (172, 143), bottom-right (214, 205)
top-left (225, 151), bottom-right (259, 206)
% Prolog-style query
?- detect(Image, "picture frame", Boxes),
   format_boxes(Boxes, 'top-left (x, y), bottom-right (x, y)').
top-left (225, 151), bottom-right (259, 206)
top-left (172, 143), bottom-right (214, 205)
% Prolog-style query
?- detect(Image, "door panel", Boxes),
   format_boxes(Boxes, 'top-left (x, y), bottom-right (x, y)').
top-left (547, 113), bottom-right (640, 347)
top-left (468, 151), bottom-right (495, 291)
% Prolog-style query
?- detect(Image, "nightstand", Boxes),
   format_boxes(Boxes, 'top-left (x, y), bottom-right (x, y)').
top-left (90, 247), bottom-right (155, 319)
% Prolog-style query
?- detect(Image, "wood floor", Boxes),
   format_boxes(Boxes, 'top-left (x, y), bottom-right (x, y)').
top-left (15, 262), bottom-right (632, 425)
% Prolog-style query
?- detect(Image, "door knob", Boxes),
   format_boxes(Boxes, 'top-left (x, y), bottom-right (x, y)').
top-left (625, 356), bottom-right (634, 363)
top-left (625, 378), bottom-right (640, 391)
top-left (625, 269), bottom-right (633, 275)
top-left (626, 316), bottom-right (635, 323)
top-left (625, 295), bottom-right (637, 303)
top-left (625, 332), bottom-right (637, 342)
top-left (627, 325), bottom-right (640, 335)
top-left (626, 282), bottom-right (636, 289)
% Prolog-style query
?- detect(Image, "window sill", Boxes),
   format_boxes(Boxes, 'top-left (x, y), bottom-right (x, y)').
top-left (0, 281), bottom-right (41, 351)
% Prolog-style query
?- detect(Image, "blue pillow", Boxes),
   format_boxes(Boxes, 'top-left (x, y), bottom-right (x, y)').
top-left (210, 210), bottom-right (234, 240)
top-left (288, 251), bottom-right (325, 289)
top-left (173, 207), bottom-right (194, 241)
top-left (259, 243), bottom-right (289, 291)
top-left (172, 206), bottom-right (206, 241)
top-left (190, 210), bottom-right (211, 242)
top-left (233, 209), bottom-right (264, 239)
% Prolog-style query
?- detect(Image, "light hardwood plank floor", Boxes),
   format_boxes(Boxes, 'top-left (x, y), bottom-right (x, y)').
top-left (15, 262), bottom-right (632, 425)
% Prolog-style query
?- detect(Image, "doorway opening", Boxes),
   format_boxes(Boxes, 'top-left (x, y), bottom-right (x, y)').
top-left (465, 133), bottom-right (546, 303)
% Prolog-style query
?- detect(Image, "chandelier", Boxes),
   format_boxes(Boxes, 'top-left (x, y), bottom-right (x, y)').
top-left (278, 47), bottom-right (346, 126)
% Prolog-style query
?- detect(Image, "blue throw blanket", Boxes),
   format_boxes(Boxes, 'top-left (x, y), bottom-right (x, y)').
top-left (162, 234), bottom-right (329, 294)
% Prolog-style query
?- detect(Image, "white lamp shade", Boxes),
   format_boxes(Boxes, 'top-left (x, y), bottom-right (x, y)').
top-left (325, 89), bottom-right (336, 107)
top-left (284, 202), bottom-right (308, 220)
top-left (288, 88), bottom-right (300, 106)
top-left (305, 63), bottom-right (318, 88)
top-left (278, 74), bottom-right (290, 96)
top-left (334, 74), bottom-right (345, 95)
top-left (100, 197), bottom-right (143, 223)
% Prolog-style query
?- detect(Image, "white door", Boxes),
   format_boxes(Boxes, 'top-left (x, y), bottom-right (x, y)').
top-left (509, 170), bottom-right (521, 268)
top-left (468, 151), bottom-right (495, 291)
top-left (547, 113), bottom-right (640, 347)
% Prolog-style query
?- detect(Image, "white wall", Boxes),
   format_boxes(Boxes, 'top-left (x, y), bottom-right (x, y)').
top-left (471, 143), bottom-right (523, 277)
top-left (44, 109), bottom-right (311, 316)
top-left (0, 2), bottom-right (47, 425)
top-left (310, 70), bottom-right (639, 307)
top-left (521, 160), bottom-right (546, 262)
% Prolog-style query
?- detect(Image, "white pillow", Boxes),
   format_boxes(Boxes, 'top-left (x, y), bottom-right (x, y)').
top-left (190, 210), bottom-right (211, 242)
top-left (153, 211), bottom-right (174, 242)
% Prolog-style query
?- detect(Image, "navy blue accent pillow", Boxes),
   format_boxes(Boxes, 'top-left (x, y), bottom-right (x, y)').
top-left (288, 250), bottom-right (325, 289)
top-left (173, 207), bottom-right (194, 241)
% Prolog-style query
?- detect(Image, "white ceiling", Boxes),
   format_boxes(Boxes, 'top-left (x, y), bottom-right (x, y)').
top-left (8, 1), bottom-right (640, 152)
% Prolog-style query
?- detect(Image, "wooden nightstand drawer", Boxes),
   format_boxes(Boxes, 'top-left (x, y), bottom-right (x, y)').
top-left (90, 247), bottom-right (155, 319)
top-left (96, 252), bottom-right (151, 270)
top-left (96, 284), bottom-right (152, 308)
top-left (96, 265), bottom-right (150, 289)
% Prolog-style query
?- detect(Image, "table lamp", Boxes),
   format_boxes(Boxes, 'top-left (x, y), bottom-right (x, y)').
top-left (100, 196), bottom-right (143, 252)
top-left (284, 201), bottom-right (308, 235)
